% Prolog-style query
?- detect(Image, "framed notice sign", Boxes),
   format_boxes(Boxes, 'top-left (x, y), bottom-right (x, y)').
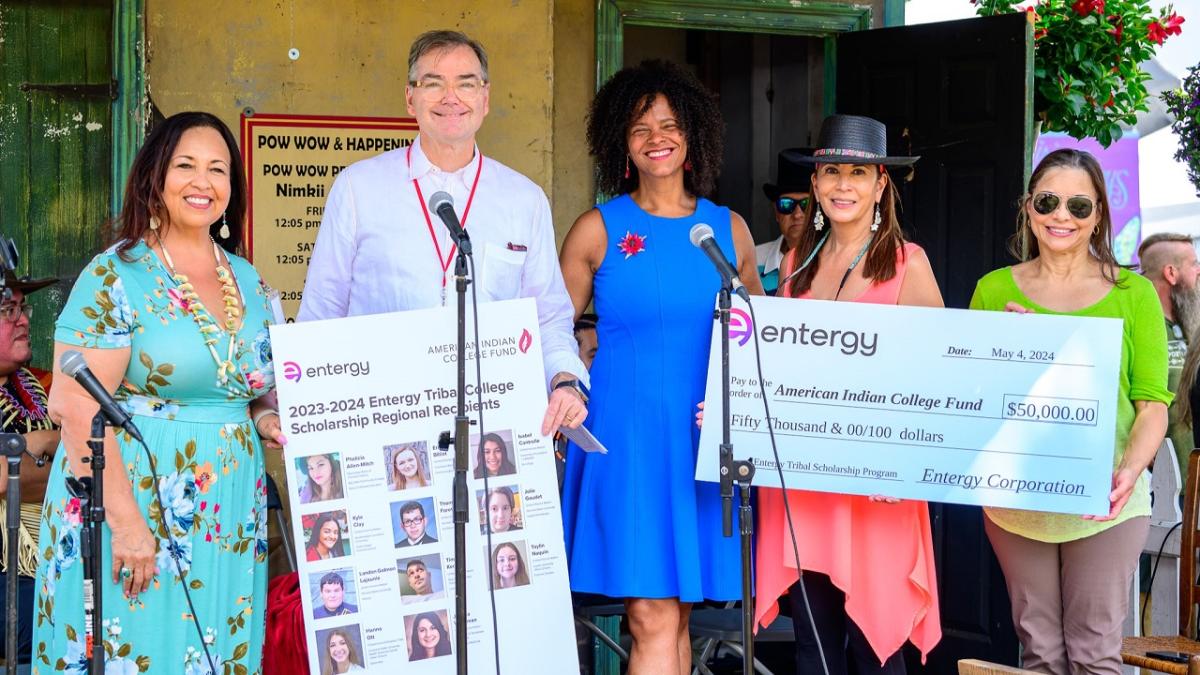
top-left (240, 113), bottom-right (419, 321)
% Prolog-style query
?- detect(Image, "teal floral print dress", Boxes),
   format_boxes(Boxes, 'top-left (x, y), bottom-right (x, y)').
top-left (33, 241), bottom-right (275, 675)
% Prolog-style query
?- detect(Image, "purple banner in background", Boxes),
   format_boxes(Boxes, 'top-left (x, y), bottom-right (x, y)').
top-left (1034, 132), bottom-right (1142, 264)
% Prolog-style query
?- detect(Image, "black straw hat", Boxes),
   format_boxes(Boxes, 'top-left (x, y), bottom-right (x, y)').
top-left (784, 115), bottom-right (918, 167)
top-left (762, 149), bottom-right (813, 200)
top-left (2, 270), bottom-right (56, 295)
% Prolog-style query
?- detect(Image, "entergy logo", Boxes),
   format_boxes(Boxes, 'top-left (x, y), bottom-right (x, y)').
top-left (729, 309), bottom-right (753, 347)
top-left (282, 361), bottom-right (302, 382)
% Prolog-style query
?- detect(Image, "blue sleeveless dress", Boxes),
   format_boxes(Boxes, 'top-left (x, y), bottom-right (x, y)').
top-left (561, 194), bottom-right (743, 601)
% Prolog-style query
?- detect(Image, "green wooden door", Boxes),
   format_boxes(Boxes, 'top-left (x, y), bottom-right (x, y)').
top-left (1, 0), bottom-right (114, 370)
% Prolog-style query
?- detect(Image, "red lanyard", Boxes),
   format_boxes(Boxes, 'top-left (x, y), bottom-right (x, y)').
top-left (407, 143), bottom-right (484, 291)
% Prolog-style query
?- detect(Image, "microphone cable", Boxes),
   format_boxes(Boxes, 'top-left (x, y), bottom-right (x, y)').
top-left (134, 431), bottom-right (218, 674)
top-left (742, 298), bottom-right (832, 675)
top-left (466, 254), bottom-right (504, 675)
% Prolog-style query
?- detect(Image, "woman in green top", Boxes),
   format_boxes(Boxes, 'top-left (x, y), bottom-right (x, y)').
top-left (970, 148), bottom-right (1170, 674)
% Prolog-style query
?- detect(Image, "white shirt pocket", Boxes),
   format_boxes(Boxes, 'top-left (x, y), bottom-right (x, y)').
top-left (481, 242), bottom-right (526, 300)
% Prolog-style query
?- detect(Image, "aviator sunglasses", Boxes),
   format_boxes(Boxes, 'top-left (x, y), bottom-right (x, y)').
top-left (1031, 191), bottom-right (1096, 219)
top-left (775, 196), bottom-right (811, 215)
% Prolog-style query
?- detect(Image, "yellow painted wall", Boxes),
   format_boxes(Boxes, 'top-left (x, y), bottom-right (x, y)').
top-left (147, 0), bottom-right (556, 207)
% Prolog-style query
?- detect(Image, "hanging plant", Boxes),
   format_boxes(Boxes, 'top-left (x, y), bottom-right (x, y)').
top-left (1162, 63), bottom-right (1200, 197)
top-left (972, 0), bottom-right (1184, 147)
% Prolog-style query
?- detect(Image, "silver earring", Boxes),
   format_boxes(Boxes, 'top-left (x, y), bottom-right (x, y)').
top-left (871, 204), bottom-right (881, 232)
top-left (149, 214), bottom-right (160, 230)
top-left (813, 208), bottom-right (825, 231)
top-left (219, 212), bottom-right (230, 239)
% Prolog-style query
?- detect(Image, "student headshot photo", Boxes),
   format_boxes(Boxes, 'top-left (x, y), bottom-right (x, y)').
top-left (490, 540), bottom-right (531, 590)
top-left (471, 430), bottom-right (517, 479)
top-left (385, 442), bottom-right (432, 491)
top-left (296, 452), bottom-right (345, 504)
top-left (391, 498), bottom-right (439, 548)
top-left (310, 570), bottom-right (358, 619)
top-left (476, 485), bottom-right (522, 534)
top-left (304, 511), bottom-right (350, 562)
top-left (405, 610), bottom-right (453, 662)
top-left (316, 625), bottom-right (366, 674)
top-left (399, 555), bottom-right (446, 605)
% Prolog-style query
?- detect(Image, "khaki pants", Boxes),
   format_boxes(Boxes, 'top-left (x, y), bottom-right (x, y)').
top-left (985, 515), bottom-right (1148, 675)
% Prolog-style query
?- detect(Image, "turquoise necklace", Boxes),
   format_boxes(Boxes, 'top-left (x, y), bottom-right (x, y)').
top-left (780, 230), bottom-right (874, 300)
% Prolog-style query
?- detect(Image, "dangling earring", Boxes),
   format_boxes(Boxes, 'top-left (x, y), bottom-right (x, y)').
top-left (149, 214), bottom-right (160, 230)
top-left (624, 156), bottom-right (631, 179)
top-left (871, 204), bottom-right (881, 232)
top-left (219, 212), bottom-right (230, 239)
top-left (813, 208), bottom-right (825, 231)
top-left (684, 159), bottom-right (693, 172)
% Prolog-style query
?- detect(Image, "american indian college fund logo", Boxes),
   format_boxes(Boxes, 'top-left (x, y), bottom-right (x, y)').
top-left (518, 329), bottom-right (533, 354)
top-left (282, 361), bottom-right (302, 382)
top-left (729, 308), bottom-right (753, 347)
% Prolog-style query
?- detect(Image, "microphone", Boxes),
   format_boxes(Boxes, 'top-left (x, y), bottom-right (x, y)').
top-left (59, 350), bottom-right (143, 442)
top-left (427, 191), bottom-right (472, 255)
top-left (689, 223), bottom-right (750, 302)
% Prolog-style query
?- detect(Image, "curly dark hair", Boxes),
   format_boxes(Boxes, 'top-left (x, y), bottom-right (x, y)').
top-left (587, 59), bottom-right (724, 197)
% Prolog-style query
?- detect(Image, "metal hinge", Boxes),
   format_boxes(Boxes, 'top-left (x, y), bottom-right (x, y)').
top-left (18, 79), bottom-right (118, 100)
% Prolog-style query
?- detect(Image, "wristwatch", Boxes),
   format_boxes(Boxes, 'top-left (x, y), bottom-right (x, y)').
top-left (553, 379), bottom-right (589, 402)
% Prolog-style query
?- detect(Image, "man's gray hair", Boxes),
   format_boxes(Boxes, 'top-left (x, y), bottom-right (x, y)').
top-left (1139, 232), bottom-right (1194, 278)
top-left (408, 30), bottom-right (489, 83)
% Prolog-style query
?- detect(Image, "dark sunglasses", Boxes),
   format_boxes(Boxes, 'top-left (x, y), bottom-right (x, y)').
top-left (1031, 191), bottom-right (1096, 219)
top-left (775, 196), bottom-right (810, 215)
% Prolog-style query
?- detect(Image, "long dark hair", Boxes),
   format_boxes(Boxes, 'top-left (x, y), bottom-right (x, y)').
top-left (1009, 148), bottom-right (1121, 285)
top-left (409, 612), bottom-right (452, 660)
top-left (112, 111), bottom-right (247, 259)
top-left (319, 628), bottom-right (363, 675)
top-left (305, 512), bottom-right (346, 558)
top-left (474, 433), bottom-right (516, 478)
top-left (303, 453), bottom-right (344, 502)
top-left (782, 165), bottom-right (906, 298)
top-left (491, 541), bottom-right (530, 588)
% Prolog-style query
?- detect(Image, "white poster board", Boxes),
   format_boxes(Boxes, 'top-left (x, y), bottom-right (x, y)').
top-left (270, 298), bottom-right (578, 673)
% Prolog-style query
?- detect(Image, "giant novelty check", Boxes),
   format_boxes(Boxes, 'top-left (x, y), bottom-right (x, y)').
top-left (696, 296), bottom-right (1123, 516)
top-left (270, 299), bottom-right (578, 674)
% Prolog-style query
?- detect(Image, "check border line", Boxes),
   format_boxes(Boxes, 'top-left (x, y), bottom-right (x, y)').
top-left (772, 397), bottom-right (1098, 427)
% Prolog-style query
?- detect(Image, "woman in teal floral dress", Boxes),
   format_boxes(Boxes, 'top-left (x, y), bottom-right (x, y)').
top-left (34, 112), bottom-right (284, 674)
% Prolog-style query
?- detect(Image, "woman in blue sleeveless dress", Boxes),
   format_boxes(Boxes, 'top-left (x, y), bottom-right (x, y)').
top-left (34, 112), bottom-right (283, 675)
top-left (560, 60), bottom-right (763, 674)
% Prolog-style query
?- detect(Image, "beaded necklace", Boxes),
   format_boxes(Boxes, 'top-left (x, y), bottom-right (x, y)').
top-left (0, 368), bottom-right (51, 433)
top-left (155, 235), bottom-right (245, 391)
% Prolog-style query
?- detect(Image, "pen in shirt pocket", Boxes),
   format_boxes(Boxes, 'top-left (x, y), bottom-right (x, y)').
top-left (506, 242), bottom-right (527, 252)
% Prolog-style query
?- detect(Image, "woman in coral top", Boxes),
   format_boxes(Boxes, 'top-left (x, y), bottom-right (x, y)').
top-left (755, 115), bottom-right (944, 674)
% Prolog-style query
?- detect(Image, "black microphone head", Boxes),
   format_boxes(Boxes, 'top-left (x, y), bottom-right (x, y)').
top-left (689, 223), bottom-right (715, 248)
top-left (60, 349), bottom-right (88, 378)
top-left (428, 190), bottom-right (454, 214)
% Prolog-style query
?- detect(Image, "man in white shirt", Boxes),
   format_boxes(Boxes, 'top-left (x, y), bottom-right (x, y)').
top-left (299, 30), bottom-right (587, 434)
top-left (755, 149), bottom-right (811, 296)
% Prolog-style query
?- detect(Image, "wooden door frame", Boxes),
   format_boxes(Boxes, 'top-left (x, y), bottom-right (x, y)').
top-left (595, 0), bottom-right (904, 112)
top-left (112, 0), bottom-right (146, 216)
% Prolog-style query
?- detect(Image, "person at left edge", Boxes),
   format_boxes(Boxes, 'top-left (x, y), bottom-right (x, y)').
top-left (298, 29), bottom-right (588, 434)
top-left (35, 111), bottom-right (284, 673)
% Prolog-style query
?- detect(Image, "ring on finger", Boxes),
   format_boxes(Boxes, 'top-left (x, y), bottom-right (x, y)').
top-left (120, 568), bottom-right (131, 579)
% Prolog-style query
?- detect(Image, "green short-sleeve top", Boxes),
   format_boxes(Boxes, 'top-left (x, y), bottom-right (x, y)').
top-left (969, 266), bottom-right (1171, 543)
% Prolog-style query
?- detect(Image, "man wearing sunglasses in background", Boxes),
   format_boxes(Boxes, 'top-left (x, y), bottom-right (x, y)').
top-left (0, 271), bottom-right (60, 669)
top-left (756, 150), bottom-right (812, 295)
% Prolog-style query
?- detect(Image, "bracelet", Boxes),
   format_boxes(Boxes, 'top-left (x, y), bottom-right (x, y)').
top-left (251, 408), bottom-right (279, 430)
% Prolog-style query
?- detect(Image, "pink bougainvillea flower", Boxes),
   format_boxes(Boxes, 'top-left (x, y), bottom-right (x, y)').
top-left (617, 231), bottom-right (648, 259)
top-left (1163, 12), bottom-right (1185, 37)
top-left (1148, 20), bottom-right (1168, 44)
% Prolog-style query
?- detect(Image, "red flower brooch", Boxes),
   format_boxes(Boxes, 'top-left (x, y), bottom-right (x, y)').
top-left (617, 231), bottom-right (647, 259)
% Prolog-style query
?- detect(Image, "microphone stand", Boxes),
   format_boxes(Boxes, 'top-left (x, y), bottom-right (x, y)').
top-left (438, 239), bottom-right (472, 675)
top-left (2, 433), bottom-right (26, 675)
top-left (66, 413), bottom-right (106, 675)
top-left (716, 287), bottom-right (756, 674)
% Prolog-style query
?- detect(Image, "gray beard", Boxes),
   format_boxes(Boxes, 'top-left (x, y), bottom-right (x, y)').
top-left (1171, 284), bottom-right (1200, 339)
